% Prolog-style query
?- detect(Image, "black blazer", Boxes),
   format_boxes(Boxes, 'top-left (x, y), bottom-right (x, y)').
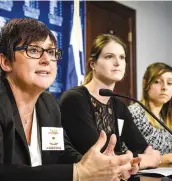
top-left (0, 78), bottom-right (82, 181)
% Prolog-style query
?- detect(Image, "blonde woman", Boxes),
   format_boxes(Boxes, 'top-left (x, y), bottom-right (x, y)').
top-left (129, 62), bottom-right (172, 164)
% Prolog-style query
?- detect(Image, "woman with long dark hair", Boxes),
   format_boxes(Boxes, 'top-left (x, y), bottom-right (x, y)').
top-left (129, 62), bottom-right (172, 164)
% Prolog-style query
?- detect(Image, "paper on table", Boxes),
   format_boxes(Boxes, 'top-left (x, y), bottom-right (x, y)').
top-left (138, 168), bottom-right (172, 176)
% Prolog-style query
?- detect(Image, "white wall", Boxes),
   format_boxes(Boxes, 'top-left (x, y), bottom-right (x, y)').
top-left (117, 1), bottom-right (172, 99)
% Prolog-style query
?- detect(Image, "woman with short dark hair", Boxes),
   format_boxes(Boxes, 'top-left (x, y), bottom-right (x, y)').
top-left (0, 18), bottom-right (135, 181)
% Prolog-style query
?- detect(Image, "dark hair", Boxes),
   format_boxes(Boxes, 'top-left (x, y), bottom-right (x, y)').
top-left (83, 34), bottom-right (126, 84)
top-left (141, 62), bottom-right (172, 129)
top-left (0, 18), bottom-right (56, 75)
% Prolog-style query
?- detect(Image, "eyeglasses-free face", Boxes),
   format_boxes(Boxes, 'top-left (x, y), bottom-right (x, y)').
top-left (14, 45), bottom-right (62, 62)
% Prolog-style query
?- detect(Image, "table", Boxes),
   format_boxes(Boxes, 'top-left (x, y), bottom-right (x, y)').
top-left (159, 163), bottom-right (172, 168)
top-left (128, 174), bottom-right (172, 181)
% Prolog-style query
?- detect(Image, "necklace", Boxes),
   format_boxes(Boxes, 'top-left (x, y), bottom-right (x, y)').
top-left (20, 116), bottom-right (28, 126)
top-left (20, 112), bottom-right (32, 126)
top-left (22, 119), bottom-right (28, 125)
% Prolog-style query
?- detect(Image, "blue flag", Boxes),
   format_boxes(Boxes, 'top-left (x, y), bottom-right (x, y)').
top-left (65, 0), bottom-right (85, 90)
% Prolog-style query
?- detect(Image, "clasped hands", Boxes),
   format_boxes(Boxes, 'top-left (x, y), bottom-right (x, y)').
top-left (77, 130), bottom-right (141, 181)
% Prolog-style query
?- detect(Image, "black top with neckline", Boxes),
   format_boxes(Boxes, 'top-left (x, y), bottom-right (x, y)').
top-left (59, 85), bottom-right (148, 156)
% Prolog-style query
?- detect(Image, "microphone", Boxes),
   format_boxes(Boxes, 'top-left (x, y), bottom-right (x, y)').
top-left (99, 88), bottom-right (172, 135)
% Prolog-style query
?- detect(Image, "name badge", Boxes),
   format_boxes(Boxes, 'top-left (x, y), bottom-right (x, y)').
top-left (118, 119), bottom-right (124, 136)
top-left (42, 127), bottom-right (64, 151)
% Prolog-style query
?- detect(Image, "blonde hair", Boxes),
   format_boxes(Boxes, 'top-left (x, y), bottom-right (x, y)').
top-left (83, 34), bottom-right (126, 85)
top-left (141, 62), bottom-right (172, 129)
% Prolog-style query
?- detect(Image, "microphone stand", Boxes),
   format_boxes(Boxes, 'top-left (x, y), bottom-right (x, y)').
top-left (113, 93), bottom-right (172, 135)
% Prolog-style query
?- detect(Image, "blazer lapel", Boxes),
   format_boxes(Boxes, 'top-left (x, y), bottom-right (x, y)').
top-left (3, 78), bottom-right (31, 164)
top-left (13, 109), bottom-right (31, 164)
top-left (36, 96), bottom-right (54, 164)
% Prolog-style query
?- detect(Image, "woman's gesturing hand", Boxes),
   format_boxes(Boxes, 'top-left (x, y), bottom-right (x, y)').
top-left (103, 134), bottom-right (141, 180)
top-left (75, 131), bottom-right (134, 181)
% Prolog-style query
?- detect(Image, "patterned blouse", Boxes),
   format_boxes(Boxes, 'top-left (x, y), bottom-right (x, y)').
top-left (90, 95), bottom-right (128, 152)
top-left (128, 103), bottom-right (172, 154)
top-left (90, 95), bottom-right (114, 135)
